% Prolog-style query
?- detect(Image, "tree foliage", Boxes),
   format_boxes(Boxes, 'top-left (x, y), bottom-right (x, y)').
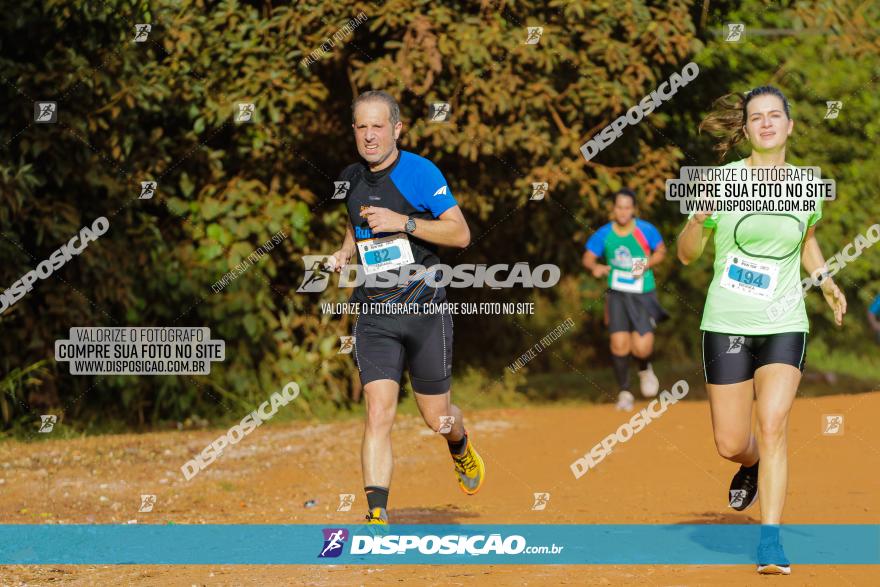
top-left (1, 0), bottom-right (878, 432)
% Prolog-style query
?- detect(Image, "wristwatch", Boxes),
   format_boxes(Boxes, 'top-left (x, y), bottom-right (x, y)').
top-left (404, 216), bottom-right (417, 234)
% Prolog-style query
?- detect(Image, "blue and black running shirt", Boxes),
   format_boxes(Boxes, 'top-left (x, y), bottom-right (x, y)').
top-left (337, 150), bottom-right (458, 304)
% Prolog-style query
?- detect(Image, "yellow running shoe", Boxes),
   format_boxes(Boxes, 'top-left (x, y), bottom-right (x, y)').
top-left (365, 507), bottom-right (388, 525)
top-left (452, 432), bottom-right (485, 495)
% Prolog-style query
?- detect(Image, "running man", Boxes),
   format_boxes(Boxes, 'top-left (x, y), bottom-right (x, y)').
top-left (327, 90), bottom-right (485, 525)
top-left (867, 292), bottom-right (880, 343)
top-left (582, 188), bottom-right (667, 411)
top-left (678, 86), bottom-right (847, 575)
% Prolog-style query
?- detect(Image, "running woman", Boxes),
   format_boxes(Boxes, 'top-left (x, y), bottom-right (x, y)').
top-left (582, 188), bottom-right (667, 411)
top-left (327, 91), bottom-right (485, 525)
top-left (678, 86), bottom-right (847, 575)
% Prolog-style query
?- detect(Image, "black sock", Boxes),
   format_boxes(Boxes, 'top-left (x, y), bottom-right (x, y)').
top-left (365, 486), bottom-right (389, 511)
top-left (637, 354), bottom-right (652, 371)
top-left (743, 459), bottom-right (759, 473)
top-left (448, 433), bottom-right (468, 456)
top-left (611, 353), bottom-right (631, 390)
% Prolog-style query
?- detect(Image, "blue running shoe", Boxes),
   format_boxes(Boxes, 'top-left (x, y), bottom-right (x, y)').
top-left (757, 540), bottom-right (791, 575)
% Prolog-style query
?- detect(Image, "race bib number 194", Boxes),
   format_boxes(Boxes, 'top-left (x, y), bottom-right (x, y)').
top-left (719, 253), bottom-right (779, 300)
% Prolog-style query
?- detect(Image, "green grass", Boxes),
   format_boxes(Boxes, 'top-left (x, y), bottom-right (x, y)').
top-left (519, 359), bottom-right (877, 404)
top-left (3, 351), bottom-right (877, 442)
top-left (806, 340), bottom-right (880, 386)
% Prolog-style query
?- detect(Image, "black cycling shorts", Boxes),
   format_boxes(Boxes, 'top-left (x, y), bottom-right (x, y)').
top-left (606, 289), bottom-right (669, 335)
top-left (353, 309), bottom-right (453, 395)
top-left (701, 331), bottom-right (807, 385)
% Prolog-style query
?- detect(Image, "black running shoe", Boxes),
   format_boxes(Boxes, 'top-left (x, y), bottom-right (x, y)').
top-left (728, 461), bottom-right (759, 511)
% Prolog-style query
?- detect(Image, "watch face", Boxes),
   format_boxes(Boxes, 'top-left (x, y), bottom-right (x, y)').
top-left (406, 218), bottom-right (416, 232)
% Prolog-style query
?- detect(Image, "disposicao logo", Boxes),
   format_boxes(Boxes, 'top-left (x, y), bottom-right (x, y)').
top-left (319, 528), bottom-right (349, 558)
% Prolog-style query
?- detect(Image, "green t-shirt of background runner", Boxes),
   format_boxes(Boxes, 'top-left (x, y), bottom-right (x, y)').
top-left (690, 159), bottom-right (823, 335)
top-left (604, 228), bottom-right (657, 293)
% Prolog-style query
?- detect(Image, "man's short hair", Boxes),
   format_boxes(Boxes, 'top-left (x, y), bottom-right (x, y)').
top-left (351, 90), bottom-right (401, 125)
top-left (612, 188), bottom-right (637, 206)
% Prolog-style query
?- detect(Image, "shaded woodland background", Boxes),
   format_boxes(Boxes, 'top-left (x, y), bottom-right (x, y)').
top-left (2, 0), bottom-right (879, 434)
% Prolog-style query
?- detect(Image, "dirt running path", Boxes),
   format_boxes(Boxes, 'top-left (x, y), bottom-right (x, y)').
top-left (2, 391), bottom-right (879, 586)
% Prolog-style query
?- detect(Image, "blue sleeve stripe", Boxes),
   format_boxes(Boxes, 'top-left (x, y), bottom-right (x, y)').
top-left (391, 151), bottom-right (456, 217)
top-left (585, 224), bottom-right (610, 255)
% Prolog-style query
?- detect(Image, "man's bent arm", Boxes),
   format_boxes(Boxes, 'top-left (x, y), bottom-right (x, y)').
top-left (409, 206), bottom-right (470, 249)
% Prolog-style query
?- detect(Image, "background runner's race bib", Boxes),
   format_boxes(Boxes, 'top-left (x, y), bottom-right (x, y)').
top-left (719, 253), bottom-right (779, 300)
top-left (610, 269), bottom-right (644, 293)
top-left (357, 233), bottom-right (415, 275)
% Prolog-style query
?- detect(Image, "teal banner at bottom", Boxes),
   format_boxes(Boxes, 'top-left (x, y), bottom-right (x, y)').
top-left (0, 524), bottom-right (877, 565)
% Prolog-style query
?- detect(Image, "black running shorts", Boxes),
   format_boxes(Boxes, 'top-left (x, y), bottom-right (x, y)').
top-left (353, 309), bottom-right (453, 395)
top-left (701, 331), bottom-right (808, 385)
top-left (606, 289), bottom-right (669, 335)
